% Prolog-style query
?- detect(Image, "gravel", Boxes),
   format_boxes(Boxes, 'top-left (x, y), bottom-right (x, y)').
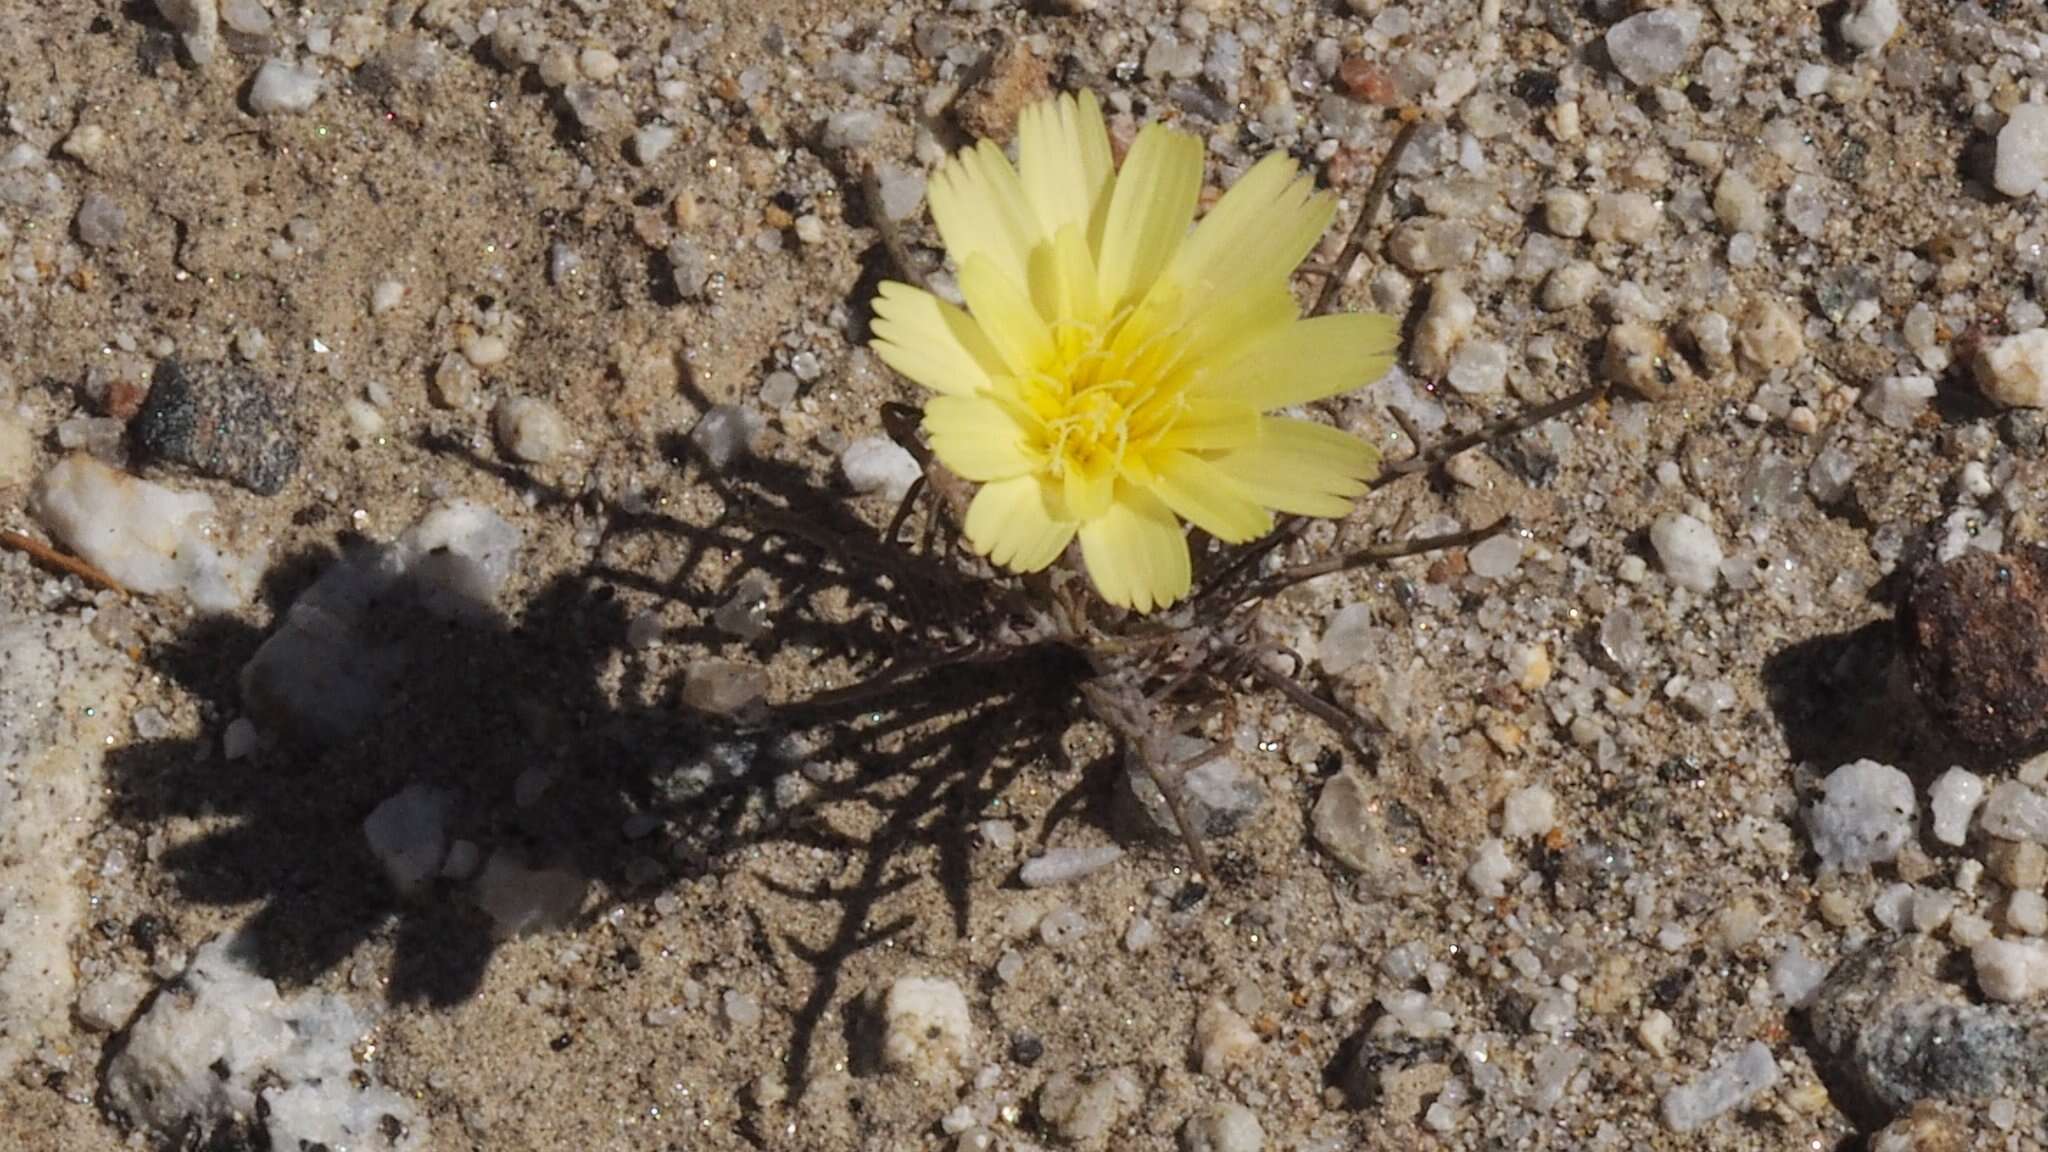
top-left (1975, 328), bottom-right (2048, 408)
top-left (1807, 759), bottom-right (1917, 870)
top-left (1660, 1042), bottom-right (1779, 1133)
top-left (248, 59), bottom-right (323, 114)
top-left (1604, 8), bottom-right (1703, 87)
top-left (1649, 512), bottom-right (1723, 593)
top-left (878, 977), bottom-right (972, 1082)
top-left (1995, 103), bottom-right (2048, 200)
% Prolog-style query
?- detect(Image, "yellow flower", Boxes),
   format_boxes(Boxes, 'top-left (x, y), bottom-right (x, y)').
top-left (871, 91), bottom-right (1397, 612)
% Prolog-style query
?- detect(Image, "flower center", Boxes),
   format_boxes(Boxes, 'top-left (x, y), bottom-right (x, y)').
top-left (1028, 306), bottom-right (1191, 480)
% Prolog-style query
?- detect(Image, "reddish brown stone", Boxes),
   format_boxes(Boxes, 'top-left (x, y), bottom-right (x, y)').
top-left (953, 41), bottom-right (1051, 145)
top-left (1903, 546), bottom-right (2048, 755)
top-left (1338, 58), bottom-right (1399, 106)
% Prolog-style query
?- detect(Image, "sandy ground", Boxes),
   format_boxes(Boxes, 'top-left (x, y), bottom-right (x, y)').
top-left (4, 0), bottom-right (2048, 1149)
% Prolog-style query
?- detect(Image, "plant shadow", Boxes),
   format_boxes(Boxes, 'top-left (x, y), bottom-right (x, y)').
top-left (103, 396), bottom-right (1093, 1101)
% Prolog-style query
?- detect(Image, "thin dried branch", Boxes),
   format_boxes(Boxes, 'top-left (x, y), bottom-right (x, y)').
top-left (1311, 115), bottom-right (1423, 319)
top-left (1251, 517), bottom-right (1514, 598)
top-left (1080, 675), bottom-right (1215, 880)
top-left (1377, 382), bottom-right (1608, 482)
top-left (1, 529), bottom-right (127, 594)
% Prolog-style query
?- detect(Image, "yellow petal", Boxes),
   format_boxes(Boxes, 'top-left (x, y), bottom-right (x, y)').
top-left (1199, 313), bottom-right (1401, 410)
top-left (1018, 91), bottom-right (1114, 241)
top-left (928, 140), bottom-right (1042, 289)
top-left (1029, 222), bottom-right (1103, 328)
top-left (923, 394), bottom-right (1041, 482)
top-left (1147, 452), bottom-right (1274, 543)
top-left (1154, 396), bottom-right (1261, 453)
top-left (1171, 278), bottom-right (1300, 370)
top-left (1164, 153), bottom-right (1335, 320)
top-left (1095, 123), bottom-right (1205, 312)
top-left (1210, 417), bottom-right (1380, 518)
top-left (1063, 454), bottom-right (1116, 521)
top-left (1078, 484), bottom-right (1192, 613)
top-left (963, 474), bottom-right (1077, 573)
top-left (870, 281), bottom-right (1008, 396)
top-left (959, 254), bottom-right (1055, 377)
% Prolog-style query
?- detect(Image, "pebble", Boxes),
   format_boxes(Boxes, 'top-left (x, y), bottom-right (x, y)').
top-left (153, 0), bottom-right (220, 66)
top-left (475, 851), bottom-right (587, 937)
top-left (1736, 298), bottom-right (1804, 375)
top-left (668, 238), bottom-right (709, 299)
top-left (878, 977), bottom-right (971, 1081)
top-left (1839, 0), bottom-right (1902, 55)
top-left (1465, 837), bottom-right (1516, 897)
top-left (1973, 329), bottom-right (2048, 409)
top-left (1310, 772), bottom-right (1414, 893)
top-left (1037, 1068), bottom-right (1141, 1147)
top-left (690, 404), bottom-right (764, 470)
top-left (1500, 785), bottom-right (1556, 840)
top-left (1412, 277), bottom-right (1475, 378)
top-left (1972, 938), bottom-right (2048, 1003)
top-left (874, 163), bottom-right (925, 222)
top-left (1444, 340), bottom-right (1507, 396)
top-left (1713, 169), bottom-right (1769, 235)
top-left (1769, 941), bottom-right (1828, 1007)
top-left (680, 660), bottom-right (769, 720)
top-left (1191, 999), bottom-right (1259, 1077)
top-left (1988, 840), bottom-right (2046, 890)
top-left (222, 717), bottom-right (258, 760)
top-left (722, 989), bottom-right (760, 1029)
top-left (2011, 891), bottom-right (2048, 936)
top-left (75, 971), bottom-right (150, 1032)
top-left (1605, 8), bottom-right (1703, 86)
top-left (1387, 220), bottom-right (1478, 274)
top-left (1860, 375), bottom-right (1936, 430)
top-left (430, 353), bottom-right (479, 409)
top-left (0, 411), bottom-right (35, 488)
top-left (1466, 533), bottom-right (1522, 579)
top-left (577, 47), bottom-right (619, 83)
top-left (240, 501), bottom-right (519, 739)
top-left (1981, 781), bottom-right (2048, 843)
top-left (1929, 768), bottom-right (1986, 847)
top-left (1539, 188), bottom-right (1591, 238)
top-left (1649, 512), bottom-right (1723, 593)
top-left (1994, 103), bottom-right (2048, 200)
top-left (31, 455), bottom-right (261, 611)
top-left (1587, 191), bottom-right (1659, 244)
top-left (460, 330), bottom-right (510, 369)
top-left (1181, 1103), bottom-right (1263, 1152)
top-left (1602, 322), bottom-right (1669, 398)
top-left (1904, 547), bottom-right (2048, 754)
top-left (1120, 746), bottom-right (1265, 843)
top-left (1660, 1041), bottom-right (1779, 1133)
top-left (362, 784), bottom-right (453, 895)
top-left (219, 0), bottom-right (267, 35)
top-left (1540, 261), bottom-right (1599, 311)
top-left (632, 122), bottom-right (675, 165)
top-left (132, 360), bottom-right (300, 495)
top-left (1037, 905), bottom-right (1093, 949)
top-left (839, 435), bottom-right (921, 504)
top-left (75, 191), bottom-right (125, 249)
top-left (370, 278), bottom-right (406, 315)
top-left (248, 59), bottom-right (324, 114)
top-left (1807, 759), bottom-right (1916, 870)
top-left (1018, 844), bottom-right (1123, 888)
top-left (492, 395), bottom-right (570, 464)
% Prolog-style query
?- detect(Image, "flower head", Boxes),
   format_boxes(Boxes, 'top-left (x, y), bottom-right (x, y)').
top-left (871, 91), bottom-right (1397, 612)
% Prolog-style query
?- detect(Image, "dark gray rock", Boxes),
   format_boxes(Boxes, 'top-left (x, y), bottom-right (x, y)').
top-left (132, 360), bottom-right (299, 495)
top-left (1805, 935), bottom-right (2047, 1124)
